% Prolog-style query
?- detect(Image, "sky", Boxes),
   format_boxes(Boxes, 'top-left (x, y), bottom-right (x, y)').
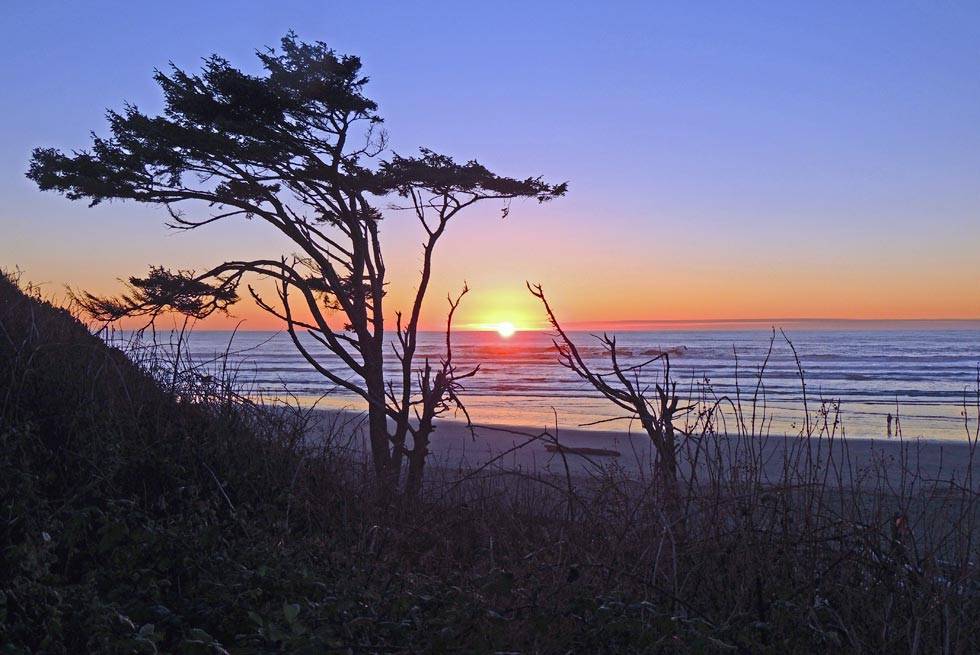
top-left (2, 1), bottom-right (979, 331)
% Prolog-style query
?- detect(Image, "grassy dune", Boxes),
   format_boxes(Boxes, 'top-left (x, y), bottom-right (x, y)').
top-left (2, 273), bottom-right (979, 653)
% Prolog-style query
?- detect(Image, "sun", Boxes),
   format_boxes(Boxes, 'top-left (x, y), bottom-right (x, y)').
top-left (496, 321), bottom-right (517, 338)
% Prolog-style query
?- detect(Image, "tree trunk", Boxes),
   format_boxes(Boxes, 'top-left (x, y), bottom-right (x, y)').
top-left (404, 424), bottom-right (432, 498)
top-left (363, 364), bottom-right (391, 481)
top-left (367, 401), bottom-right (390, 474)
top-left (657, 436), bottom-right (678, 486)
top-left (390, 417), bottom-right (409, 485)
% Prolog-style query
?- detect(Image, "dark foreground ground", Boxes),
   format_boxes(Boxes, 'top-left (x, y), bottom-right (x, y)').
top-left (2, 273), bottom-right (979, 654)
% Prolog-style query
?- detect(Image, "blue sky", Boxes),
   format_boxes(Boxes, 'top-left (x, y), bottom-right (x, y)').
top-left (2, 1), bottom-right (979, 325)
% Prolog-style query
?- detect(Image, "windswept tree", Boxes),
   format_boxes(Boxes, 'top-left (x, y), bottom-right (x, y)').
top-left (28, 34), bottom-right (566, 495)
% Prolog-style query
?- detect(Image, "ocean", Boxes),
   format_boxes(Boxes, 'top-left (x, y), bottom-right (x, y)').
top-left (114, 328), bottom-right (980, 442)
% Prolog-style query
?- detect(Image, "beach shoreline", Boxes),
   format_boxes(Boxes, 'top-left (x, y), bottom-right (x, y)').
top-left (307, 408), bottom-right (980, 488)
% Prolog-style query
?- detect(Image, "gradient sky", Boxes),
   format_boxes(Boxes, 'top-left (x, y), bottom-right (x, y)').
top-left (2, 1), bottom-right (979, 330)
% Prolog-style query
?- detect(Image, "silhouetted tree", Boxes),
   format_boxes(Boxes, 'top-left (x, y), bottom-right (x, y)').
top-left (28, 34), bottom-right (566, 495)
top-left (528, 284), bottom-right (687, 486)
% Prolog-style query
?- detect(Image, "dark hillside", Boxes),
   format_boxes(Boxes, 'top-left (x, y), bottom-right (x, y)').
top-left (0, 274), bottom-right (330, 652)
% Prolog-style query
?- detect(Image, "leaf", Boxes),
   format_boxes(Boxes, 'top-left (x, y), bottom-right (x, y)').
top-left (480, 569), bottom-right (514, 596)
top-left (283, 602), bottom-right (301, 624)
top-left (187, 628), bottom-right (213, 642)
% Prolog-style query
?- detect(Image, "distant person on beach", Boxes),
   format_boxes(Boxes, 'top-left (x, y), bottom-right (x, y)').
top-left (887, 413), bottom-right (893, 438)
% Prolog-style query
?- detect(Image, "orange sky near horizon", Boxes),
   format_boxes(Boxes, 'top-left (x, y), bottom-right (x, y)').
top-left (17, 196), bottom-right (978, 333)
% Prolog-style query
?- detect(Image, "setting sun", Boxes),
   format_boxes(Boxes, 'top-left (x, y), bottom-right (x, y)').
top-left (496, 321), bottom-right (516, 338)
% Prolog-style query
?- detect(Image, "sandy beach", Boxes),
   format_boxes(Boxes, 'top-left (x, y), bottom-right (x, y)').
top-left (310, 409), bottom-right (980, 490)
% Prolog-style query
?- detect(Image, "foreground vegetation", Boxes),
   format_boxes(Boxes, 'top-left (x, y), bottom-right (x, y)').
top-left (2, 274), bottom-right (979, 653)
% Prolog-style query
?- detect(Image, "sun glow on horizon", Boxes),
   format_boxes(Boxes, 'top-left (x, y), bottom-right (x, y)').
top-left (496, 321), bottom-right (516, 338)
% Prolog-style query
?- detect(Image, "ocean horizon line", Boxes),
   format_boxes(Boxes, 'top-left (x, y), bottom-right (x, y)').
top-left (126, 317), bottom-right (980, 333)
